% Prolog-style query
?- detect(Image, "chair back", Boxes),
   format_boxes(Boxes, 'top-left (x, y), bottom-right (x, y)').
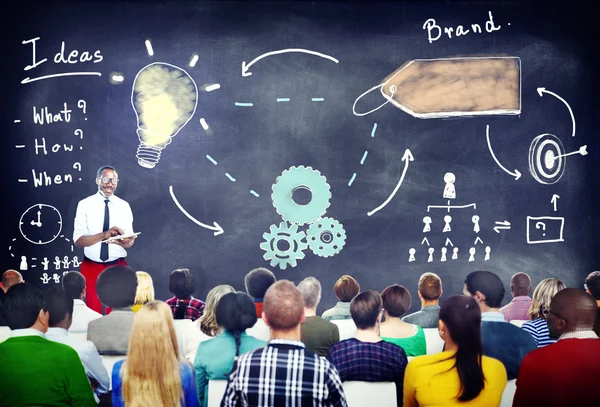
top-left (342, 381), bottom-right (396, 407)
top-left (500, 379), bottom-right (517, 407)
top-left (423, 328), bottom-right (445, 354)
top-left (246, 318), bottom-right (270, 342)
top-left (510, 320), bottom-right (527, 328)
top-left (330, 319), bottom-right (357, 340)
top-left (101, 355), bottom-right (126, 390)
top-left (208, 379), bottom-right (228, 407)
top-left (0, 326), bottom-right (11, 343)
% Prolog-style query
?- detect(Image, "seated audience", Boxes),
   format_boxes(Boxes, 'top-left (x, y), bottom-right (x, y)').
top-left (380, 284), bottom-right (426, 356)
top-left (513, 288), bottom-right (600, 407)
top-left (62, 271), bottom-right (102, 334)
top-left (222, 280), bottom-right (347, 406)
top-left (112, 301), bottom-right (198, 407)
top-left (401, 272), bottom-right (443, 328)
top-left (0, 283), bottom-right (96, 406)
top-left (87, 265), bottom-right (138, 354)
top-left (403, 295), bottom-right (507, 407)
top-left (131, 271), bottom-right (154, 312)
top-left (244, 267), bottom-right (276, 317)
top-left (182, 284), bottom-right (235, 362)
top-left (299, 277), bottom-right (340, 356)
top-left (464, 271), bottom-right (536, 379)
top-left (166, 268), bottom-right (205, 321)
top-left (499, 272), bottom-right (532, 322)
top-left (522, 278), bottom-right (566, 347)
top-left (0, 288), bottom-right (6, 326)
top-left (322, 275), bottom-right (360, 321)
top-left (328, 290), bottom-right (408, 404)
top-left (44, 288), bottom-right (109, 399)
top-left (1, 269), bottom-right (23, 292)
top-left (584, 271), bottom-right (600, 336)
top-left (194, 292), bottom-right (266, 407)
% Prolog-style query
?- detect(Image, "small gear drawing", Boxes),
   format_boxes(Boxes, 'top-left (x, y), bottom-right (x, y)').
top-left (271, 166), bottom-right (331, 225)
top-left (306, 217), bottom-right (346, 258)
top-left (260, 222), bottom-right (308, 270)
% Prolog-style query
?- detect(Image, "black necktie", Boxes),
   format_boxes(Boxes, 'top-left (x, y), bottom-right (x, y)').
top-left (100, 199), bottom-right (110, 261)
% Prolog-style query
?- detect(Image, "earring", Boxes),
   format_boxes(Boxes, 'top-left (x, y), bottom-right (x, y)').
top-left (439, 330), bottom-right (444, 336)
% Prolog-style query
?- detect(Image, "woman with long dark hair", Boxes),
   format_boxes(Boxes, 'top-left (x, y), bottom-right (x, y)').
top-left (193, 292), bottom-right (266, 407)
top-left (403, 295), bottom-right (507, 406)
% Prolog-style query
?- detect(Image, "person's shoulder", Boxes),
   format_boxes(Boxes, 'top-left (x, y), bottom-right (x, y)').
top-left (165, 296), bottom-right (177, 305)
top-left (78, 193), bottom-right (99, 204)
top-left (406, 352), bottom-right (444, 368)
top-left (245, 334), bottom-right (267, 347)
top-left (481, 355), bottom-right (508, 380)
top-left (401, 311), bottom-right (420, 322)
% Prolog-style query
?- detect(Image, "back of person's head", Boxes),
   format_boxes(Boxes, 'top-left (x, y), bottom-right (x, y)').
top-left (169, 268), bottom-right (196, 319)
top-left (350, 290), bottom-right (382, 329)
top-left (585, 271), bottom-right (600, 301)
top-left (216, 292), bottom-right (258, 356)
top-left (510, 272), bottom-right (531, 297)
top-left (1, 283), bottom-right (47, 331)
top-left (418, 272), bottom-right (443, 301)
top-left (547, 288), bottom-right (598, 338)
top-left (528, 278), bottom-right (566, 319)
top-left (263, 280), bottom-right (304, 331)
top-left (298, 277), bottom-right (322, 310)
top-left (97, 265), bottom-right (138, 308)
top-left (200, 284), bottom-right (235, 336)
top-left (463, 271), bottom-right (505, 309)
top-left (123, 300), bottom-right (182, 406)
top-left (334, 275), bottom-right (360, 302)
top-left (0, 289), bottom-right (5, 326)
top-left (44, 288), bottom-right (74, 328)
top-left (62, 271), bottom-right (86, 300)
top-left (381, 284), bottom-right (411, 318)
top-left (2, 270), bottom-right (24, 292)
top-left (133, 271), bottom-right (155, 307)
top-left (244, 267), bottom-right (276, 299)
top-left (439, 295), bottom-right (484, 401)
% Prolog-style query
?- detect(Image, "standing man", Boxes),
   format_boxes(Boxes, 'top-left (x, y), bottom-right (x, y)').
top-left (73, 166), bottom-right (136, 314)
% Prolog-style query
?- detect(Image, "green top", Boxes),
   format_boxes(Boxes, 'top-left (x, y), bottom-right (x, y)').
top-left (0, 333), bottom-right (97, 407)
top-left (381, 324), bottom-right (427, 357)
top-left (300, 316), bottom-right (340, 357)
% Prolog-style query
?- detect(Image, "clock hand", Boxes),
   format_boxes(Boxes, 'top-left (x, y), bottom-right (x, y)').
top-left (37, 211), bottom-right (42, 227)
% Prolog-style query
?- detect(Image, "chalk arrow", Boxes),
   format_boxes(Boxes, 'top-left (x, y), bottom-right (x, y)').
top-left (169, 186), bottom-right (224, 236)
top-left (421, 237), bottom-right (430, 246)
top-left (493, 220), bottom-right (511, 233)
top-left (445, 238), bottom-right (454, 247)
top-left (486, 125), bottom-right (521, 180)
top-left (553, 145), bottom-right (588, 160)
top-left (537, 87), bottom-right (576, 137)
top-left (551, 194), bottom-right (560, 212)
top-left (242, 49), bottom-right (339, 77)
top-left (368, 149), bottom-right (414, 216)
top-left (474, 236), bottom-right (484, 245)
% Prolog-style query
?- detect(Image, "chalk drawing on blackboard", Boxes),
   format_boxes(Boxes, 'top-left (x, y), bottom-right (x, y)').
top-left (131, 62), bottom-right (198, 169)
top-left (204, 84), bottom-right (220, 92)
top-left (423, 216), bottom-right (432, 233)
top-left (367, 149), bottom-right (413, 217)
top-left (40, 273), bottom-right (51, 284)
top-left (19, 256), bottom-right (28, 271)
top-left (260, 222), bottom-right (308, 270)
top-left (474, 236), bottom-right (484, 246)
top-left (493, 220), bottom-right (511, 233)
top-left (189, 54), bottom-right (199, 67)
top-left (307, 217), bottom-right (346, 258)
top-left (19, 204), bottom-right (63, 245)
top-left (469, 247), bottom-right (476, 262)
top-left (551, 194), bottom-right (560, 212)
top-left (144, 40), bottom-right (154, 56)
top-left (241, 48), bottom-right (339, 77)
top-left (408, 248), bottom-right (416, 262)
top-left (53, 257), bottom-right (61, 270)
top-left (427, 248), bottom-right (434, 262)
top-left (528, 134), bottom-right (566, 185)
top-left (537, 87), bottom-right (576, 138)
top-left (472, 215), bottom-right (481, 233)
top-left (553, 145), bottom-right (588, 160)
top-left (443, 173), bottom-right (456, 199)
top-left (443, 215), bottom-right (452, 233)
top-left (485, 246), bottom-right (491, 261)
top-left (41, 257), bottom-right (49, 270)
top-left (445, 238), bottom-right (454, 247)
top-left (199, 118), bottom-right (209, 131)
top-left (168, 186), bottom-right (224, 236)
top-left (109, 72), bottom-right (124, 85)
top-left (52, 273), bottom-right (61, 284)
top-left (526, 216), bottom-right (565, 244)
top-left (452, 247), bottom-right (459, 260)
top-left (271, 166), bottom-right (331, 225)
top-left (441, 247), bottom-right (447, 262)
top-left (421, 237), bottom-right (430, 246)
top-left (486, 125), bottom-right (522, 180)
top-left (354, 57), bottom-right (521, 118)
top-left (427, 200), bottom-right (476, 213)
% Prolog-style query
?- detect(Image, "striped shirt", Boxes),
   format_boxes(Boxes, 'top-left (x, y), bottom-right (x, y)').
top-left (221, 339), bottom-right (347, 407)
top-left (522, 318), bottom-right (556, 347)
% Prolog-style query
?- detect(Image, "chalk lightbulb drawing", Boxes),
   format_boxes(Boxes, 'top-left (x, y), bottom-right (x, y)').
top-left (131, 62), bottom-right (198, 168)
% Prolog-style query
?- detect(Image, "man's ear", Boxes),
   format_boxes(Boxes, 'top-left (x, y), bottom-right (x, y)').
top-left (376, 310), bottom-right (383, 324)
top-left (439, 288), bottom-right (443, 298)
top-left (586, 288), bottom-right (591, 295)
top-left (262, 312), bottom-right (270, 327)
top-left (38, 309), bottom-right (50, 328)
top-left (299, 312), bottom-right (306, 323)
top-left (474, 291), bottom-right (486, 304)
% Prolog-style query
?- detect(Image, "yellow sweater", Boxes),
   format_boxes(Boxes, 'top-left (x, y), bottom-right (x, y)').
top-left (403, 351), bottom-right (507, 407)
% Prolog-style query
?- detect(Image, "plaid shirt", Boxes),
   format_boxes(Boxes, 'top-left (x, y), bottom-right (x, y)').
top-left (499, 296), bottom-right (532, 322)
top-left (165, 296), bottom-right (205, 321)
top-left (221, 339), bottom-right (347, 407)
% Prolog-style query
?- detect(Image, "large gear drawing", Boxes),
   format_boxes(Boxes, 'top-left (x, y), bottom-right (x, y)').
top-left (260, 222), bottom-right (308, 270)
top-left (271, 166), bottom-right (331, 225)
top-left (307, 217), bottom-right (346, 258)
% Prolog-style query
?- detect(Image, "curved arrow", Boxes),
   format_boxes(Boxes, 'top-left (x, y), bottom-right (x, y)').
top-left (169, 186), bottom-right (224, 236)
top-left (368, 149), bottom-right (414, 216)
top-left (537, 87), bottom-right (575, 137)
top-left (486, 125), bottom-right (522, 180)
top-left (242, 49), bottom-right (339, 77)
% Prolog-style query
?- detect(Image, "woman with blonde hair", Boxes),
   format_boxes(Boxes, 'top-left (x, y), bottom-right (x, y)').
top-left (131, 271), bottom-right (155, 312)
top-left (111, 301), bottom-right (198, 407)
top-left (182, 284), bottom-right (235, 362)
top-left (522, 278), bottom-right (566, 347)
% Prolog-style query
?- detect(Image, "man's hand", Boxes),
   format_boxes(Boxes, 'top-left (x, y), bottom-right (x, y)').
top-left (103, 226), bottom-right (124, 240)
top-left (110, 235), bottom-right (137, 248)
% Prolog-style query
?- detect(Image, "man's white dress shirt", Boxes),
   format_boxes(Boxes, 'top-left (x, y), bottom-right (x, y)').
top-left (69, 299), bottom-right (102, 334)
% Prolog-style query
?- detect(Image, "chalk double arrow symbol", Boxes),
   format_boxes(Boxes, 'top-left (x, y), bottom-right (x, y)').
top-left (493, 220), bottom-right (511, 234)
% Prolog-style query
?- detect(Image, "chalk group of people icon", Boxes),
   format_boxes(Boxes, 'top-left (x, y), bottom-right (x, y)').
top-left (409, 246), bottom-right (491, 263)
top-left (18, 255), bottom-right (81, 272)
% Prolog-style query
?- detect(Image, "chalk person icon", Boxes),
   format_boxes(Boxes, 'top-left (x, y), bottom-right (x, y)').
top-left (443, 172), bottom-right (456, 199)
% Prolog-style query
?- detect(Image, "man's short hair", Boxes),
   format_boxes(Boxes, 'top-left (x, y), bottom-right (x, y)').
top-left (1, 283), bottom-right (44, 330)
top-left (381, 284), bottom-right (412, 317)
top-left (263, 280), bottom-right (304, 330)
top-left (334, 275), bottom-right (360, 302)
top-left (96, 165), bottom-right (117, 178)
top-left (350, 290), bottom-right (382, 329)
top-left (418, 273), bottom-right (442, 301)
top-left (464, 271), bottom-right (505, 308)
top-left (2, 270), bottom-right (23, 291)
top-left (585, 271), bottom-right (600, 300)
top-left (297, 277), bottom-right (322, 309)
top-left (169, 268), bottom-right (196, 299)
top-left (510, 272), bottom-right (531, 296)
top-left (62, 271), bottom-right (86, 300)
top-left (96, 265), bottom-right (138, 308)
top-left (45, 288), bottom-right (74, 327)
top-left (244, 267), bottom-right (276, 299)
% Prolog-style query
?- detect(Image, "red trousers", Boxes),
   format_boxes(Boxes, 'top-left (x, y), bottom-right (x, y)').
top-left (80, 257), bottom-right (127, 314)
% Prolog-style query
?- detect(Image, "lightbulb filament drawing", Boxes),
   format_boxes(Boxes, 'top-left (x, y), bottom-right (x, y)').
top-left (131, 62), bottom-right (198, 168)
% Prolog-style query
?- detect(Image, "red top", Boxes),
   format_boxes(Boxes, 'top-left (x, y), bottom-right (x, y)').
top-left (254, 301), bottom-right (263, 318)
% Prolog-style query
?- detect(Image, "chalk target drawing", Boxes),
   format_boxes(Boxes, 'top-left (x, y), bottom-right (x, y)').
top-left (528, 134), bottom-right (566, 185)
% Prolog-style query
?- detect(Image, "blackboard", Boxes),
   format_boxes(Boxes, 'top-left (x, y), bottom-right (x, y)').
top-left (3, 0), bottom-right (599, 315)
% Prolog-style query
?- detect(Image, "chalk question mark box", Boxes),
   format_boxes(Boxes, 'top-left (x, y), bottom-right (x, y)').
top-left (526, 216), bottom-right (565, 244)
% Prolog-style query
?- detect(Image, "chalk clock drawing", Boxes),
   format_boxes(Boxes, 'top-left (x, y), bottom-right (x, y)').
top-left (19, 204), bottom-right (63, 244)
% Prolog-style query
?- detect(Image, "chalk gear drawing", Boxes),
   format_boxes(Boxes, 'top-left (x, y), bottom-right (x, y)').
top-left (307, 217), bottom-right (346, 258)
top-left (260, 222), bottom-right (308, 270)
top-left (271, 166), bottom-right (331, 225)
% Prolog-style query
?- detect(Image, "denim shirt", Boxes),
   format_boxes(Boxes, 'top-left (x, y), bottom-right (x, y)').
top-left (322, 302), bottom-right (352, 321)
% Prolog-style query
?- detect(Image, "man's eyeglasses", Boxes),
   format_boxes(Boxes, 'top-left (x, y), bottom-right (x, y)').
top-left (100, 177), bottom-right (119, 184)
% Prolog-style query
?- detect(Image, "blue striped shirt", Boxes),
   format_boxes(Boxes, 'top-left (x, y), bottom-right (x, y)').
top-left (522, 318), bottom-right (556, 348)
